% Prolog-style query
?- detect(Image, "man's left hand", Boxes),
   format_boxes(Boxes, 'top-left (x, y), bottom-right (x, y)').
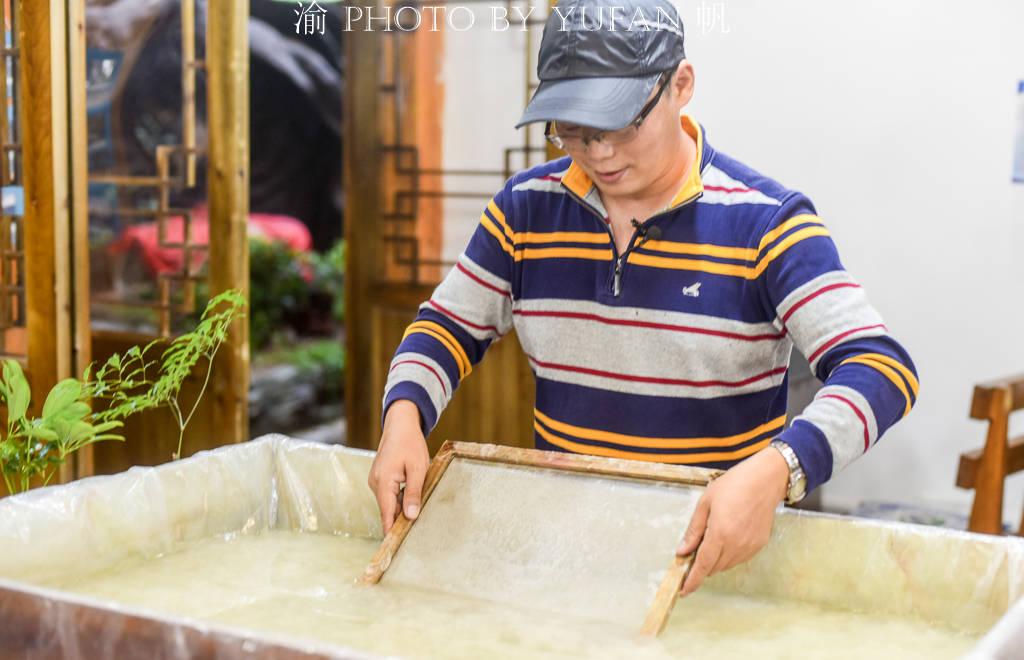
top-left (676, 446), bottom-right (790, 597)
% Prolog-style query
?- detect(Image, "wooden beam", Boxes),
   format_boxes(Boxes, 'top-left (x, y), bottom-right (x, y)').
top-left (344, 23), bottom-right (381, 450)
top-left (957, 435), bottom-right (1024, 489)
top-left (67, 0), bottom-right (93, 479)
top-left (970, 375), bottom-right (1024, 419)
top-left (19, 0), bottom-right (73, 481)
top-left (206, 0), bottom-right (250, 447)
top-left (411, 25), bottom-right (443, 284)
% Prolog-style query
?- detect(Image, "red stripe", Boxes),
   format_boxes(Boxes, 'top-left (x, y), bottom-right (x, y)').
top-left (428, 300), bottom-right (501, 334)
top-left (821, 394), bottom-right (870, 450)
top-left (514, 309), bottom-right (784, 341)
top-left (526, 354), bottom-right (787, 388)
top-left (538, 175), bottom-right (563, 182)
top-left (808, 324), bottom-right (887, 364)
top-left (703, 185), bottom-right (758, 194)
top-left (456, 262), bottom-right (510, 297)
top-left (389, 359), bottom-right (449, 397)
top-left (781, 282), bottom-right (861, 325)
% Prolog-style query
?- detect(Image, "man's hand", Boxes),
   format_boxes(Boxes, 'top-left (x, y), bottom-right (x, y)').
top-left (676, 446), bottom-right (790, 597)
top-left (367, 400), bottom-right (430, 535)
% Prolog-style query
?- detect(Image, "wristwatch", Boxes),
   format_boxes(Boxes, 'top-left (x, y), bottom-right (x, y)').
top-left (769, 440), bottom-right (807, 505)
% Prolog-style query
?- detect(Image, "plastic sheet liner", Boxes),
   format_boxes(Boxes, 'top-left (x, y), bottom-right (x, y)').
top-left (383, 457), bottom-right (702, 623)
top-left (0, 434), bottom-right (1021, 658)
top-left (0, 434), bottom-right (384, 659)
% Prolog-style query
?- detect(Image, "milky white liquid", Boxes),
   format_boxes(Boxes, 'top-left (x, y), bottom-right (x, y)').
top-left (46, 531), bottom-right (981, 660)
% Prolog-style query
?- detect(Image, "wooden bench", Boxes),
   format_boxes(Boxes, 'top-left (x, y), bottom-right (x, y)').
top-left (956, 375), bottom-right (1024, 535)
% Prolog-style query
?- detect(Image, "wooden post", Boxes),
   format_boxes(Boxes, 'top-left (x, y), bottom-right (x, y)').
top-left (344, 20), bottom-right (381, 450)
top-left (67, 0), bottom-right (93, 479)
top-left (206, 0), bottom-right (250, 447)
top-left (967, 387), bottom-right (1011, 534)
top-left (19, 0), bottom-right (73, 480)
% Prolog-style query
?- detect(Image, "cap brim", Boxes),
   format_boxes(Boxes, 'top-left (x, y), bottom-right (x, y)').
top-left (515, 73), bottom-right (660, 130)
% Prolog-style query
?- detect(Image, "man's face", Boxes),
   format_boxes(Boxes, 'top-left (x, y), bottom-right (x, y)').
top-left (560, 63), bottom-right (694, 204)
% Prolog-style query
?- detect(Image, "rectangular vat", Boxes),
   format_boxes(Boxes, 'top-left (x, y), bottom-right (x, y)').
top-left (0, 435), bottom-right (1020, 658)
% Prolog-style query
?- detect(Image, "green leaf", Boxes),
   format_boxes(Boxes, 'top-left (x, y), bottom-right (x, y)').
top-left (89, 433), bottom-right (125, 443)
top-left (68, 421), bottom-right (95, 446)
top-left (23, 426), bottom-right (59, 442)
top-left (42, 379), bottom-right (83, 418)
top-left (91, 420), bottom-right (123, 434)
top-left (3, 360), bottom-right (30, 421)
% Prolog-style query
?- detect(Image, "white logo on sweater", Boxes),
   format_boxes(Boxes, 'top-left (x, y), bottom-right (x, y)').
top-left (682, 282), bottom-right (702, 297)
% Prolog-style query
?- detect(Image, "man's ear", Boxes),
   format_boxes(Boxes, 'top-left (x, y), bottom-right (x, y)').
top-left (671, 60), bottom-right (696, 108)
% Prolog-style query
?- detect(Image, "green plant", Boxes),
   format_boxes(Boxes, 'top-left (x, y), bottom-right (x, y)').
top-left (286, 339), bottom-right (346, 400)
top-left (0, 290), bottom-right (247, 494)
top-left (190, 238), bottom-right (346, 349)
top-left (307, 239), bottom-right (345, 326)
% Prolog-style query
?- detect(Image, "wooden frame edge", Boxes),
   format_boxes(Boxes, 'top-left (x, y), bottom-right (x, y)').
top-left (358, 441), bottom-right (719, 588)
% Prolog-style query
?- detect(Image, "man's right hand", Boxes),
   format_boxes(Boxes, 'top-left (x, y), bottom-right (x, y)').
top-left (367, 400), bottom-right (430, 535)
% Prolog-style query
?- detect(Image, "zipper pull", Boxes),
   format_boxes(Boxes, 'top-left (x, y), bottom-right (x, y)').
top-left (612, 257), bottom-right (623, 297)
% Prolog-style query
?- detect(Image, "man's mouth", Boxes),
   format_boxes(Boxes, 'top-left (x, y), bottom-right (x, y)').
top-left (595, 168), bottom-right (626, 183)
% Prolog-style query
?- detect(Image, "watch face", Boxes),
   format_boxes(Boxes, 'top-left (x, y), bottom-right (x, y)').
top-left (789, 473), bottom-right (807, 503)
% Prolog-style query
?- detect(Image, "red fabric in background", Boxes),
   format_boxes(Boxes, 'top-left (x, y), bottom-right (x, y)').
top-left (107, 207), bottom-right (312, 275)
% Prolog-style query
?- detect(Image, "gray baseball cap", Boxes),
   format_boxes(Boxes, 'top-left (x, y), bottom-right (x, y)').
top-left (516, 0), bottom-right (686, 130)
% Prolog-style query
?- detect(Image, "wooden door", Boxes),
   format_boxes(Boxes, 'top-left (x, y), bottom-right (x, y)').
top-left (74, 0), bottom-right (250, 475)
top-left (344, 10), bottom-right (551, 455)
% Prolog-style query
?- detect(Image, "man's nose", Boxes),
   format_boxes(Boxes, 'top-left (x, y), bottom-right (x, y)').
top-left (586, 135), bottom-right (615, 158)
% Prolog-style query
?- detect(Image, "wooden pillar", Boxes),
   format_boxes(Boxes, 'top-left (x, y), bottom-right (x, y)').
top-left (67, 0), bottom-right (93, 478)
top-left (411, 25), bottom-right (443, 284)
top-left (344, 21), bottom-right (382, 450)
top-left (19, 0), bottom-right (73, 480)
top-left (206, 0), bottom-right (250, 446)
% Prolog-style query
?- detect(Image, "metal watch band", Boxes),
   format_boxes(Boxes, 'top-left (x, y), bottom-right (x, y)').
top-left (769, 440), bottom-right (807, 504)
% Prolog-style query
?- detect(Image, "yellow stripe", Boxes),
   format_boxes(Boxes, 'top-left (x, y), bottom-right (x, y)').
top-left (403, 321), bottom-right (471, 379)
top-left (518, 231), bottom-right (610, 245)
top-left (751, 226), bottom-right (831, 277)
top-left (628, 252), bottom-right (755, 277)
top-left (535, 421), bottom-right (771, 463)
top-left (516, 247), bottom-right (613, 262)
top-left (840, 356), bottom-right (912, 417)
top-left (638, 238), bottom-right (758, 261)
top-left (487, 199), bottom-right (513, 239)
top-left (407, 327), bottom-right (467, 378)
top-left (485, 202), bottom-right (610, 251)
top-left (758, 214), bottom-right (823, 252)
top-left (629, 227), bottom-right (827, 278)
top-left (855, 353), bottom-right (919, 399)
top-left (535, 409), bottom-right (786, 451)
top-left (479, 214), bottom-right (514, 256)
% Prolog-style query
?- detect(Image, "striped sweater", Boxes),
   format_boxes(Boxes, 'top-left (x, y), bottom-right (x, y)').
top-left (383, 115), bottom-right (918, 493)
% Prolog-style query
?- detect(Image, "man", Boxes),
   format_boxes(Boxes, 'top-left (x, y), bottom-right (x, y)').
top-left (369, 0), bottom-right (918, 597)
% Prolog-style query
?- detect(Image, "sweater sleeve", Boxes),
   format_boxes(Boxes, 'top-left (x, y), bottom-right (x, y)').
top-left (758, 194), bottom-right (919, 492)
top-left (381, 189), bottom-right (516, 433)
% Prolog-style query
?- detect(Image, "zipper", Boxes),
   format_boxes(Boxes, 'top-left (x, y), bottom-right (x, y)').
top-left (563, 186), bottom-right (704, 298)
top-left (612, 256), bottom-right (624, 296)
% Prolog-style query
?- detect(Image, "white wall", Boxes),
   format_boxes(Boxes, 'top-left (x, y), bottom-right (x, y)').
top-left (682, 0), bottom-right (1024, 524)
top-left (439, 0), bottom-right (1024, 527)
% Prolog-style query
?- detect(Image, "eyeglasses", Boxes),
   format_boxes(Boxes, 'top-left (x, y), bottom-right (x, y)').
top-left (545, 70), bottom-right (674, 152)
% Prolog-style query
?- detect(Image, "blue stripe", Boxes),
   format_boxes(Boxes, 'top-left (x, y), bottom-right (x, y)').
top-left (534, 377), bottom-right (788, 440)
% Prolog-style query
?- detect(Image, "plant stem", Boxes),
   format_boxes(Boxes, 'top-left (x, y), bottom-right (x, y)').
top-left (175, 350), bottom-right (217, 460)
